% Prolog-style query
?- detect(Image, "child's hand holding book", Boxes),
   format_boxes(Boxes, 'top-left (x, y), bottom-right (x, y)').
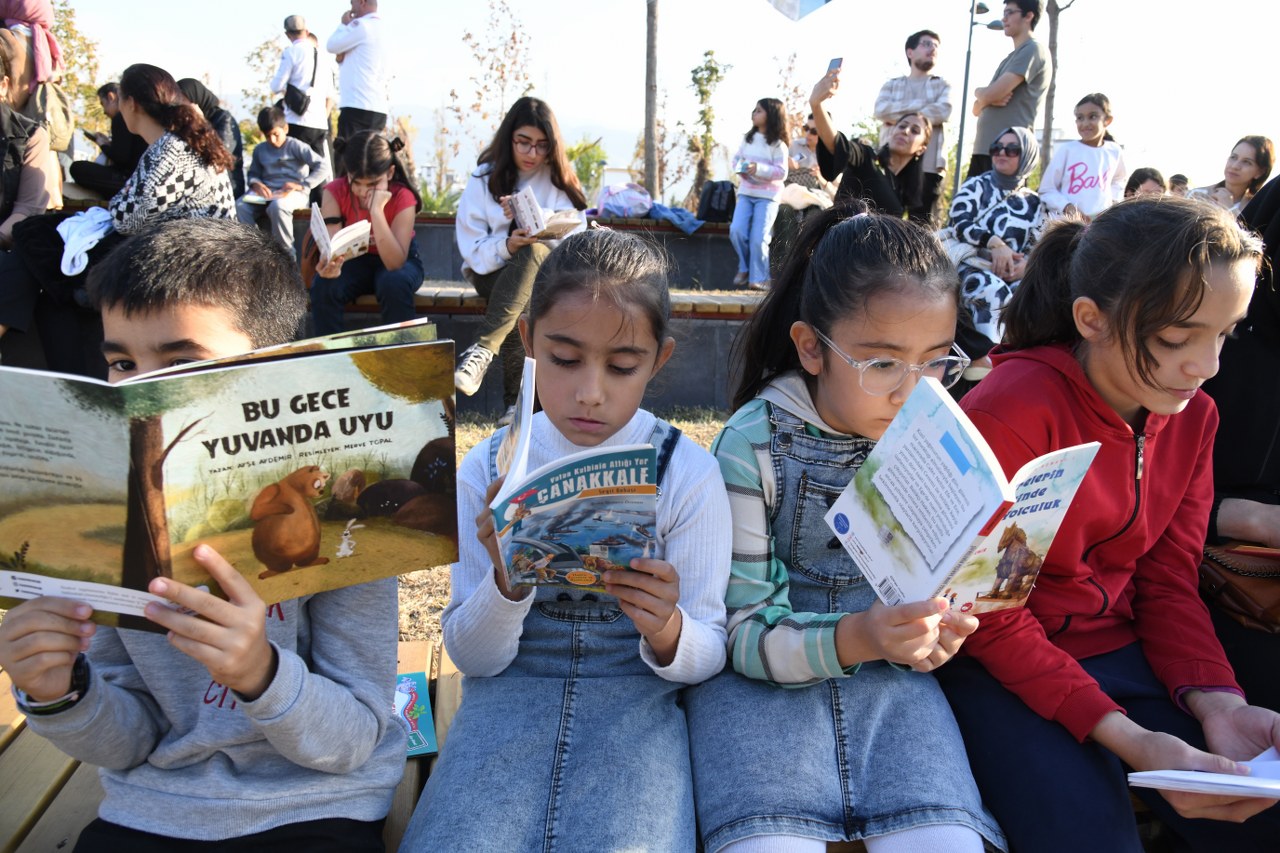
top-left (605, 558), bottom-right (683, 666)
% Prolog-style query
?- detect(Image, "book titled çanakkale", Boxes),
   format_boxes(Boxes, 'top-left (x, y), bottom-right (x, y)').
top-left (0, 319), bottom-right (458, 631)
top-left (489, 358), bottom-right (657, 593)
top-left (825, 377), bottom-right (1100, 614)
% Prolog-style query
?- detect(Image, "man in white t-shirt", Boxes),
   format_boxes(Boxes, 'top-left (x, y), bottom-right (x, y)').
top-left (326, 0), bottom-right (388, 143)
top-left (270, 15), bottom-right (333, 161)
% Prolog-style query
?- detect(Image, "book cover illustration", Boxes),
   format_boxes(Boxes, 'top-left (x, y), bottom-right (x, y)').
top-left (491, 445), bottom-right (658, 593)
top-left (0, 340), bottom-right (458, 629)
top-left (825, 377), bottom-right (1097, 613)
top-left (395, 671), bottom-right (438, 757)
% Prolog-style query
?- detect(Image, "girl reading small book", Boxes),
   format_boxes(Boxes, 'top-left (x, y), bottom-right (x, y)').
top-left (685, 204), bottom-right (1004, 853)
top-left (401, 229), bottom-right (732, 851)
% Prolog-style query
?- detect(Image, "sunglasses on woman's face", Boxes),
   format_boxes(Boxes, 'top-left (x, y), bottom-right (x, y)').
top-left (803, 126), bottom-right (817, 135)
top-left (989, 143), bottom-right (1022, 157)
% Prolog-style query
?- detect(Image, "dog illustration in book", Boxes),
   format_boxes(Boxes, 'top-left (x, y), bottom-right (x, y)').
top-left (987, 522), bottom-right (1042, 599)
top-left (251, 466), bottom-right (331, 578)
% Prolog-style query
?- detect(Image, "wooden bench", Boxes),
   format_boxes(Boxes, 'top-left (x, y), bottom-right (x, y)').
top-left (349, 284), bottom-right (762, 322)
top-left (0, 640), bottom-right (442, 853)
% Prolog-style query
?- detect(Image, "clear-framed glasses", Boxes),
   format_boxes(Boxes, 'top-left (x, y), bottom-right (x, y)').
top-left (513, 135), bottom-right (550, 155)
top-left (812, 328), bottom-right (970, 395)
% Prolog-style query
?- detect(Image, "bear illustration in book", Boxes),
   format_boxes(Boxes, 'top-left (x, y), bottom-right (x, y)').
top-left (251, 465), bottom-right (331, 578)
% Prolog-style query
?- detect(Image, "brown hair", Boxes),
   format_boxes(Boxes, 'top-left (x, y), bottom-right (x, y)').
top-left (476, 97), bottom-right (587, 209)
top-left (1003, 196), bottom-right (1263, 387)
top-left (119, 64), bottom-right (233, 171)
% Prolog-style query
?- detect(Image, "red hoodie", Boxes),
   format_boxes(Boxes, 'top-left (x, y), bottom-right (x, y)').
top-left (959, 343), bottom-right (1240, 742)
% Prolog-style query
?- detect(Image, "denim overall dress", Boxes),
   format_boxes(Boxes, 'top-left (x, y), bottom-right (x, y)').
top-left (684, 406), bottom-right (1005, 852)
top-left (401, 424), bottom-right (699, 853)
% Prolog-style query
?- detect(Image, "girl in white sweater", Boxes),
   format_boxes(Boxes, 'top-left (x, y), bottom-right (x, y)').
top-left (1038, 93), bottom-right (1126, 220)
top-left (730, 98), bottom-right (789, 290)
top-left (401, 229), bottom-right (732, 851)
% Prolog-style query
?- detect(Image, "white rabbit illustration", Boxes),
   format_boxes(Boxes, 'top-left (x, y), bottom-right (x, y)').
top-left (336, 519), bottom-right (366, 558)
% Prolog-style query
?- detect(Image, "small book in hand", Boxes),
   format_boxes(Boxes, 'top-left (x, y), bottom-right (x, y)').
top-left (509, 185), bottom-right (582, 240)
top-left (310, 202), bottom-right (372, 265)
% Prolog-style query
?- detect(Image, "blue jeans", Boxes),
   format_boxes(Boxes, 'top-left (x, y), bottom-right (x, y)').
top-left (936, 643), bottom-right (1280, 852)
top-left (309, 243), bottom-right (423, 335)
top-left (729, 194), bottom-right (778, 283)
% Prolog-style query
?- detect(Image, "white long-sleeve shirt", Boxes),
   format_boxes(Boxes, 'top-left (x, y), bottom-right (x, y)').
top-left (325, 13), bottom-right (387, 113)
top-left (455, 165), bottom-right (583, 277)
top-left (1037, 139), bottom-right (1127, 217)
top-left (270, 37), bottom-right (333, 130)
top-left (442, 410), bottom-right (732, 685)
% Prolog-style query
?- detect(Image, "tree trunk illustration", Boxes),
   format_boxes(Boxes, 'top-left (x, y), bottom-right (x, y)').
top-left (120, 415), bottom-right (204, 591)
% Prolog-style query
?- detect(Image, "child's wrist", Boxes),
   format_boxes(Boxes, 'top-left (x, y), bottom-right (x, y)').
top-left (231, 644), bottom-right (279, 703)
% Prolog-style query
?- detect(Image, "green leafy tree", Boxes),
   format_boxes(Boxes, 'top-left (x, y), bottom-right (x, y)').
top-left (564, 136), bottom-right (607, 204)
top-left (683, 50), bottom-right (730, 210)
top-left (50, 0), bottom-right (103, 131)
top-left (241, 35), bottom-right (285, 117)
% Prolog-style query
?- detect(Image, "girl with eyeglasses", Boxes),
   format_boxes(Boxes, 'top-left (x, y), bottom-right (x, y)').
top-left (936, 197), bottom-right (1280, 851)
top-left (685, 203), bottom-right (1005, 853)
top-left (454, 96), bottom-right (587, 420)
top-left (944, 125), bottom-right (1045, 364)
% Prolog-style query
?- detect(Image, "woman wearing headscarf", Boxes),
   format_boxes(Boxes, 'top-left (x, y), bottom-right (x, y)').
top-left (945, 125), bottom-right (1045, 358)
top-left (178, 78), bottom-right (244, 197)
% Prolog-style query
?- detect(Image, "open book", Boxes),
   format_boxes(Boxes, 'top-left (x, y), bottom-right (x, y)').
top-left (509, 185), bottom-right (582, 240)
top-left (825, 377), bottom-right (1099, 613)
top-left (1129, 748), bottom-right (1280, 797)
top-left (310, 202), bottom-right (372, 265)
top-left (488, 358), bottom-right (657, 593)
top-left (0, 320), bottom-right (457, 631)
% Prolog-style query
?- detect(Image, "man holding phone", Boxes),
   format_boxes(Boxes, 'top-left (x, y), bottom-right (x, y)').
top-left (873, 30), bottom-right (952, 225)
top-left (68, 82), bottom-right (147, 198)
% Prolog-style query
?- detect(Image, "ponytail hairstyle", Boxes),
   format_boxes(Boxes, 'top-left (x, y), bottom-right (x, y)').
top-left (1076, 92), bottom-right (1115, 142)
top-left (1003, 196), bottom-right (1263, 388)
top-left (335, 131), bottom-right (423, 212)
top-left (731, 202), bottom-right (959, 410)
top-left (119, 64), bottom-right (233, 172)
top-left (746, 98), bottom-right (787, 147)
top-left (476, 96), bottom-right (587, 210)
top-left (527, 228), bottom-right (671, 348)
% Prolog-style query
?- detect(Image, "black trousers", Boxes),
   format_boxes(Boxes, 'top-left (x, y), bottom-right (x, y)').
top-left (337, 107), bottom-right (387, 144)
top-left (966, 153), bottom-right (992, 181)
top-left (74, 816), bottom-right (386, 853)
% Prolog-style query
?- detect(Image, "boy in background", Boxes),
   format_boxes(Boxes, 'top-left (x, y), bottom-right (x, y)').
top-left (0, 218), bottom-right (404, 852)
top-left (236, 106), bottom-right (330, 252)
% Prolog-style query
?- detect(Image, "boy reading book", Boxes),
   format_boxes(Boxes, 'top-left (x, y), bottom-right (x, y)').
top-left (0, 218), bottom-right (406, 851)
top-left (235, 106), bottom-right (330, 251)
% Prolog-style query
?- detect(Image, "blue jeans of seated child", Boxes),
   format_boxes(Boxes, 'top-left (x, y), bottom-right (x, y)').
top-left (936, 643), bottom-right (1280, 853)
top-left (310, 242), bottom-right (423, 335)
top-left (729, 194), bottom-right (778, 284)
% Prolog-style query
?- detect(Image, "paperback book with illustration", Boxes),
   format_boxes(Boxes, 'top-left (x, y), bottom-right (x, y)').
top-left (509, 185), bottom-right (583, 240)
top-left (489, 358), bottom-right (657, 593)
top-left (0, 322), bottom-right (458, 631)
top-left (310, 202), bottom-right (371, 264)
top-left (825, 377), bottom-right (1100, 614)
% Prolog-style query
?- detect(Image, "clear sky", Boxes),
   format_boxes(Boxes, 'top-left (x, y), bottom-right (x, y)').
top-left (70, 0), bottom-right (1280, 199)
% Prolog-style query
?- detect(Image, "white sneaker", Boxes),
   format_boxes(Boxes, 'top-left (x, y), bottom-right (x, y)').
top-left (497, 405), bottom-right (516, 427)
top-left (454, 344), bottom-right (494, 396)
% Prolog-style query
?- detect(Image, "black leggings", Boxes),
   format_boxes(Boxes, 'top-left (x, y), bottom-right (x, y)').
top-left (74, 816), bottom-right (386, 853)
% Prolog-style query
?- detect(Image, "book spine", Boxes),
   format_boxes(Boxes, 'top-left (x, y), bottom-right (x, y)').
top-left (978, 499), bottom-right (1014, 538)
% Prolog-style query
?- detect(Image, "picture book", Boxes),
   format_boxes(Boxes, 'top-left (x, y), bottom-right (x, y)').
top-left (0, 334), bottom-right (458, 632)
top-left (395, 670), bottom-right (438, 757)
top-left (489, 358), bottom-right (657, 593)
top-left (825, 377), bottom-right (1099, 614)
top-left (1129, 748), bottom-right (1280, 797)
top-left (509, 185), bottom-right (582, 240)
top-left (310, 202), bottom-right (371, 264)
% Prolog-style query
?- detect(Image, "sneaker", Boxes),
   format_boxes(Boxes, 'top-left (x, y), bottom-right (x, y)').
top-left (732, 272), bottom-right (749, 287)
top-left (748, 280), bottom-right (771, 291)
top-left (454, 344), bottom-right (494, 396)
top-left (496, 405), bottom-right (517, 427)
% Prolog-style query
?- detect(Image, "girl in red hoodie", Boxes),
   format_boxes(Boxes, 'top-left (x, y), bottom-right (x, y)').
top-left (935, 196), bottom-right (1280, 852)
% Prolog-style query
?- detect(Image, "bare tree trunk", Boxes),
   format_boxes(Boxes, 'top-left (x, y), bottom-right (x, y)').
top-left (644, 0), bottom-right (659, 199)
top-left (1041, 0), bottom-right (1075, 167)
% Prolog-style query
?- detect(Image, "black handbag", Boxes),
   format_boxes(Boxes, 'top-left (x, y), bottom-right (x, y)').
top-left (281, 48), bottom-right (317, 116)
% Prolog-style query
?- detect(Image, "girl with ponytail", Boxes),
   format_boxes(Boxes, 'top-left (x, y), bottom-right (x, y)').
top-left (110, 63), bottom-right (235, 234)
top-left (936, 196), bottom-right (1280, 851)
top-left (685, 203), bottom-right (1005, 853)
top-left (310, 131), bottom-right (423, 335)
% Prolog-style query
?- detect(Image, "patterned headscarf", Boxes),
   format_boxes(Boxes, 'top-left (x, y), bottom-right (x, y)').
top-left (991, 126), bottom-right (1040, 192)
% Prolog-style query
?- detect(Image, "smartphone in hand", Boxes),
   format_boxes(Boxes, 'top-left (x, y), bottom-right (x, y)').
top-left (827, 57), bottom-right (843, 73)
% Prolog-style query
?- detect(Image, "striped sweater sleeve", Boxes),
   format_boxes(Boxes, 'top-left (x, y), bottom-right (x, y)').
top-left (712, 402), bottom-right (856, 686)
